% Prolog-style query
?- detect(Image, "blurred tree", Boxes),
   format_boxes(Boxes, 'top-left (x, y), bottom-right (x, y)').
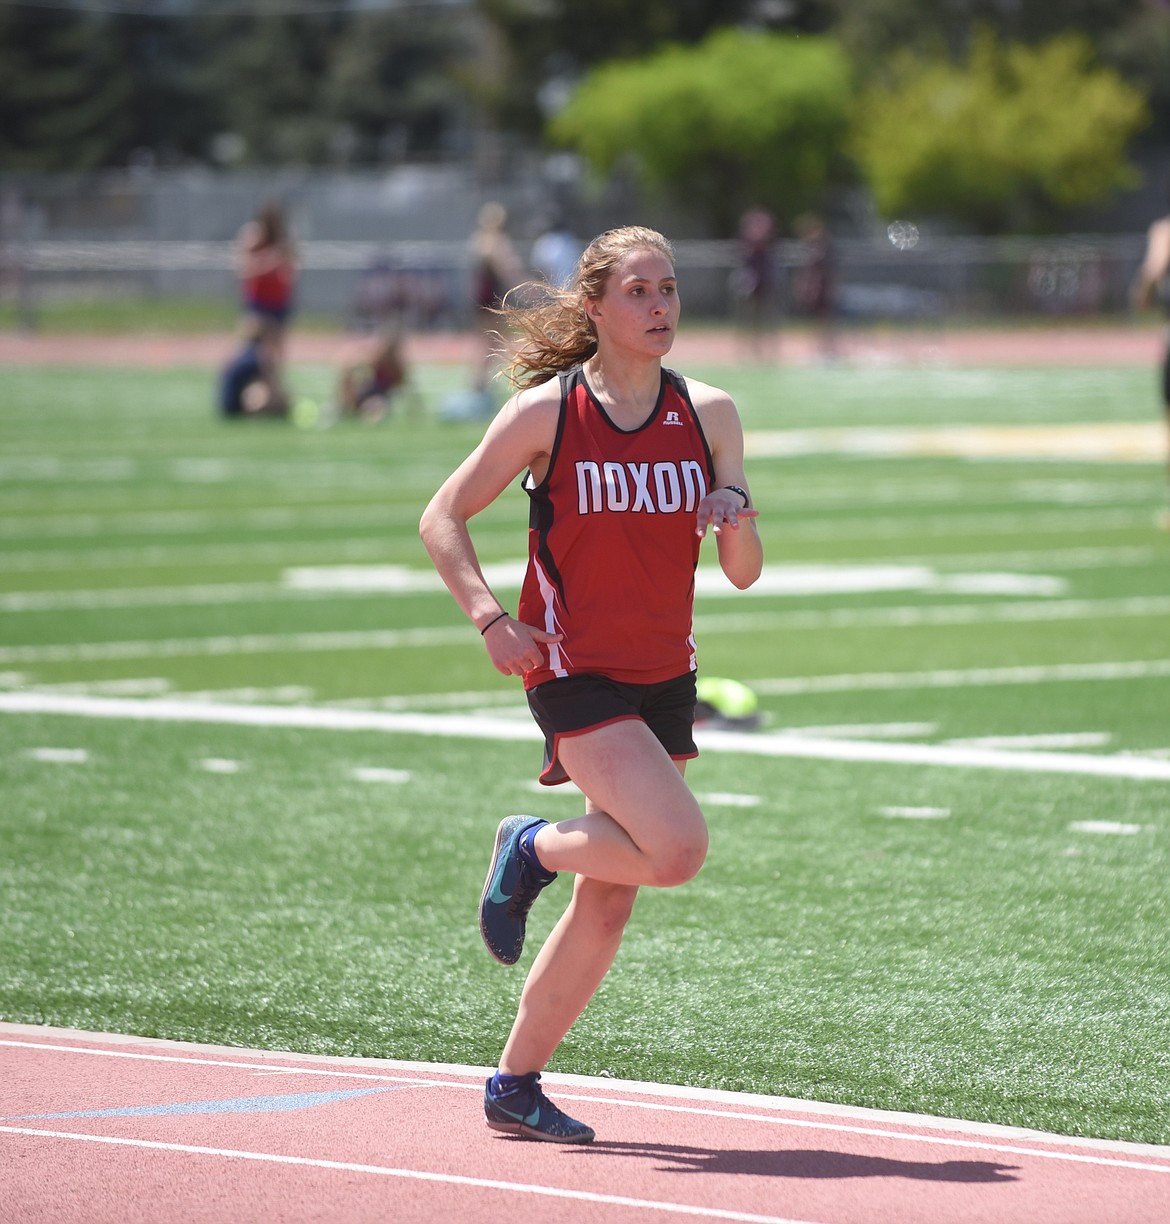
top-left (549, 28), bottom-right (851, 231)
top-left (1102, 2), bottom-right (1170, 145)
top-left (850, 29), bottom-right (1149, 232)
top-left (472, 0), bottom-right (764, 137)
top-left (192, 5), bottom-right (470, 167)
top-left (322, 13), bottom-right (466, 163)
top-left (0, 8), bottom-right (134, 171)
top-left (824, 0), bottom-right (1169, 139)
top-left (189, 10), bottom-right (343, 166)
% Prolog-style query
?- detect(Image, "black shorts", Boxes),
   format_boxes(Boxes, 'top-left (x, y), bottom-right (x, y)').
top-left (526, 671), bottom-right (698, 786)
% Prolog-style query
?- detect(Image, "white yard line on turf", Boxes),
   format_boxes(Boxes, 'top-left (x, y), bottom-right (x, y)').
top-left (750, 658), bottom-right (1170, 694)
top-left (2, 598), bottom-right (1169, 666)
top-left (2, 691), bottom-right (1170, 782)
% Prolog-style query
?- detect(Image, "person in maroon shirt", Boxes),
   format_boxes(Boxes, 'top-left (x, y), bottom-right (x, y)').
top-left (421, 226), bottom-right (763, 1144)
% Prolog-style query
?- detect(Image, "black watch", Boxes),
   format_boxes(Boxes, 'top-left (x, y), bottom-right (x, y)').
top-left (723, 484), bottom-right (750, 509)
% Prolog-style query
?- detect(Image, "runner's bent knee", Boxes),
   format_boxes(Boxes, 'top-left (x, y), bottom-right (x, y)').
top-left (643, 824), bottom-right (708, 887)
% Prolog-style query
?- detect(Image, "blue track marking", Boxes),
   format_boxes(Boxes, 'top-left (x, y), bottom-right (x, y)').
top-left (8, 1086), bottom-right (403, 1118)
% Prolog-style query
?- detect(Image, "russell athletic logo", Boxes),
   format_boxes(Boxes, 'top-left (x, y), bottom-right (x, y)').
top-left (576, 460), bottom-right (708, 514)
top-left (664, 410), bottom-right (683, 426)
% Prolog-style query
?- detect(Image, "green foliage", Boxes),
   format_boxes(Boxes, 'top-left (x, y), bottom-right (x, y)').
top-left (550, 29), bottom-right (852, 230)
top-left (826, 0), bottom-right (1170, 142)
top-left (850, 29), bottom-right (1149, 233)
top-left (474, 0), bottom-right (761, 135)
top-left (0, 9), bottom-right (134, 171)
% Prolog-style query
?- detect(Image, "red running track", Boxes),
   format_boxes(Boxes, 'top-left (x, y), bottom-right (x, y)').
top-left (0, 324), bottom-right (1163, 370)
top-left (2, 1023), bottom-right (1167, 1223)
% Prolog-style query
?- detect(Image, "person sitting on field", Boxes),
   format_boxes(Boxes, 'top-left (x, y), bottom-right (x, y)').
top-left (333, 326), bottom-right (418, 423)
top-left (218, 316), bottom-right (289, 419)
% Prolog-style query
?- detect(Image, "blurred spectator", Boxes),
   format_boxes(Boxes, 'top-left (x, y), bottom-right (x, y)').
top-left (349, 257), bottom-right (452, 334)
top-left (730, 206), bottom-right (779, 359)
top-left (333, 325), bottom-right (419, 423)
top-left (794, 212), bottom-right (839, 363)
top-left (530, 212), bottom-right (582, 289)
top-left (1131, 174), bottom-right (1170, 530)
top-left (350, 257), bottom-right (410, 331)
top-left (235, 199), bottom-right (298, 362)
top-left (218, 316), bottom-right (289, 419)
top-left (467, 201), bottom-right (525, 396)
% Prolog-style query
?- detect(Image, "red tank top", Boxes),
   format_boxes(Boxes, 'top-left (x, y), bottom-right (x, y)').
top-left (243, 255), bottom-right (295, 310)
top-left (519, 365), bottom-right (715, 689)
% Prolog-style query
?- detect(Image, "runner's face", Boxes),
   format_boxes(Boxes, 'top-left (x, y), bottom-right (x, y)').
top-left (588, 249), bottom-right (679, 354)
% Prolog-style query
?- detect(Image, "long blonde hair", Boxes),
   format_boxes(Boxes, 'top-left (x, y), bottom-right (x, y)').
top-left (498, 225), bottom-right (676, 389)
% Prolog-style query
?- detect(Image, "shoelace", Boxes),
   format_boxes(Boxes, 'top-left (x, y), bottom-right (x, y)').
top-left (507, 862), bottom-right (551, 917)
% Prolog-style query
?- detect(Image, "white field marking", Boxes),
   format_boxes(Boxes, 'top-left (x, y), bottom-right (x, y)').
top-left (0, 1129), bottom-right (823, 1224)
top-left (0, 583), bottom-right (285, 612)
top-left (283, 564), bottom-right (447, 593)
top-left (0, 626), bottom-right (470, 666)
top-left (199, 758), bottom-right (241, 774)
top-left (0, 536), bottom-right (393, 573)
top-left (880, 806), bottom-right (951, 819)
top-left (695, 565), bottom-right (1068, 598)
top-left (4, 691), bottom-right (1170, 782)
top-left (5, 595), bottom-right (1165, 670)
top-left (744, 421), bottom-right (1166, 463)
top-left (783, 506), bottom-right (1150, 541)
top-left (26, 747), bottom-right (88, 763)
top-left (3, 1035), bottom-right (1170, 1165)
top-left (696, 792), bottom-right (761, 807)
top-left (0, 503), bottom-right (397, 540)
top-left (326, 690), bottom-right (517, 712)
top-left (780, 722), bottom-right (938, 740)
top-left (698, 594), bottom-right (1170, 635)
top-left (891, 544), bottom-right (1156, 570)
top-left (945, 732), bottom-right (1112, 751)
top-left (283, 560), bottom-right (1068, 600)
top-left (351, 766), bottom-right (412, 784)
top-left (10, 677), bottom-right (174, 697)
top-left (0, 545), bottom-right (1157, 613)
top-left (176, 686), bottom-right (314, 705)
top-left (1069, 821), bottom-right (1144, 835)
top-left (751, 658), bottom-right (1170, 696)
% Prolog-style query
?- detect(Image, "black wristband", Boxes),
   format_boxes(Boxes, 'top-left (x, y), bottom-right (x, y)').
top-left (723, 484), bottom-right (750, 509)
top-left (479, 611), bottom-right (509, 635)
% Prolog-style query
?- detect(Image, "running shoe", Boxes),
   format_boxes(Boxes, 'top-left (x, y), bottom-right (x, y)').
top-left (484, 1072), bottom-right (595, 1144)
top-left (479, 815), bottom-right (556, 965)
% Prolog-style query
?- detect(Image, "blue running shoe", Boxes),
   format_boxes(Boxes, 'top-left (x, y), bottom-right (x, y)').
top-left (484, 1073), bottom-right (595, 1144)
top-left (479, 815), bottom-right (556, 965)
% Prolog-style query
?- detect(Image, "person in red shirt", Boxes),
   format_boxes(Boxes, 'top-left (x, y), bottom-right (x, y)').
top-left (235, 200), bottom-right (297, 362)
top-left (420, 225), bottom-right (763, 1144)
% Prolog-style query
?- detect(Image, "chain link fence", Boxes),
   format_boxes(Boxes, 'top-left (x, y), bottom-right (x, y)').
top-left (0, 169), bottom-right (1149, 328)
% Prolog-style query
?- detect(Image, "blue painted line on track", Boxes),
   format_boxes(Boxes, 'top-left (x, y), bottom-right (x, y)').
top-left (7, 1085), bottom-right (404, 1119)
